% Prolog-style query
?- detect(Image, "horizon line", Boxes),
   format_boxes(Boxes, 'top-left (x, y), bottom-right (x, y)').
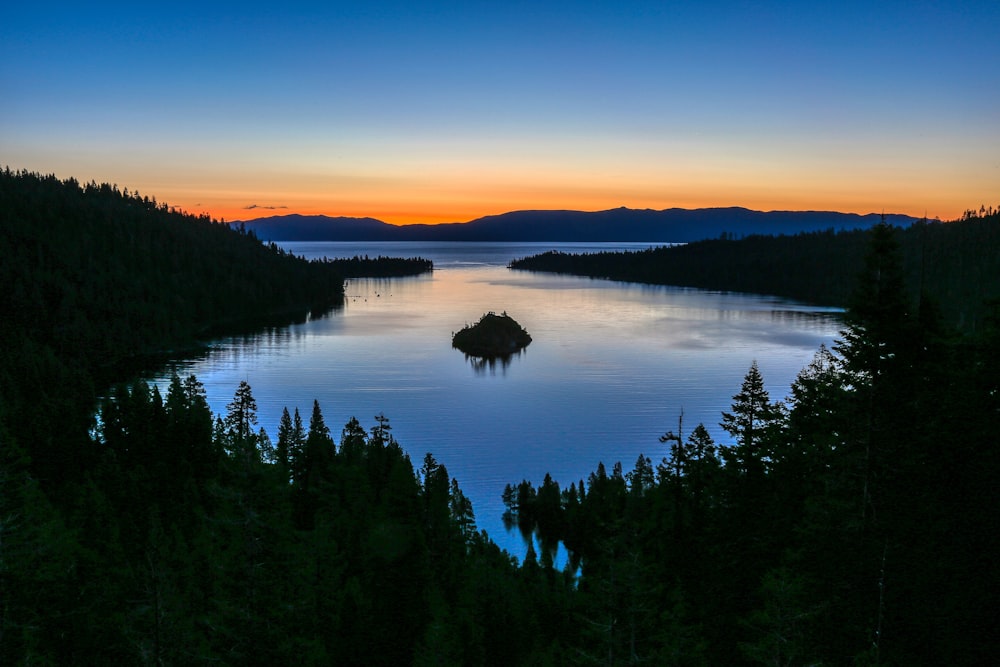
top-left (226, 205), bottom-right (931, 226)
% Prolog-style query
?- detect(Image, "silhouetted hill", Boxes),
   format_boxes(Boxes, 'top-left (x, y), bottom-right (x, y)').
top-left (235, 207), bottom-right (919, 242)
top-left (236, 214), bottom-right (403, 241)
top-left (510, 214), bottom-right (1000, 332)
top-left (1, 169), bottom-right (347, 487)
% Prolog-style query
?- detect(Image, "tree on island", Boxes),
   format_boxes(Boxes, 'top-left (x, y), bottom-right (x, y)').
top-left (451, 311), bottom-right (532, 358)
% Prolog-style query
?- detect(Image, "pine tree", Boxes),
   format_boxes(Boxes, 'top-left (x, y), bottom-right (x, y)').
top-left (339, 416), bottom-right (366, 464)
top-left (288, 408), bottom-right (307, 484)
top-left (684, 423), bottom-right (718, 523)
top-left (449, 477), bottom-right (476, 543)
top-left (305, 400), bottom-right (335, 480)
top-left (288, 401), bottom-right (336, 530)
top-left (836, 220), bottom-right (912, 387)
top-left (276, 407), bottom-right (293, 478)
top-left (223, 381), bottom-right (259, 464)
top-left (0, 433), bottom-right (82, 664)
top-left (720, 361), bottom-right (783, 478)
top-left (163, 373), bottom-right (216, 481)
top-left (834, 220), bottom-right (915, 527)
top-left (225, 380), bottom-right (257, 442)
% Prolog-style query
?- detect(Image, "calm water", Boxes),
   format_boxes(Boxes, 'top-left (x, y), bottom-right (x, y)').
top-left (152, 242), bottom-right (843, 558)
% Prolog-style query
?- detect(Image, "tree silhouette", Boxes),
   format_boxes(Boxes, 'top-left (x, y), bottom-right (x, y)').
top-left (720, 361), bottom-right (783, 479)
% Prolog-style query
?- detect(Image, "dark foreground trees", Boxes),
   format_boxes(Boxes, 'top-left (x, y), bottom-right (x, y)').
top-left (507, 221), bottom-right (999, 665)
top-left (0, 168), bottom-right (433, 496)
top-left (510, 209), bottom-right (1000, 333)
top-left (3, 179), bottom-right (997, 664)
top-left (2, 378), bottom-right (572, 664)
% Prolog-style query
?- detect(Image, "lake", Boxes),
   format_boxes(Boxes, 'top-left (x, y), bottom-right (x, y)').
top-left (151, 241), bottom-right (843, 559)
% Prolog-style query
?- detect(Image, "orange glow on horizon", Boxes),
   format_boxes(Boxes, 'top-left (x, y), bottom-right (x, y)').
top-left (191, 196), bottom-right (966, 226)
top-left (62, 166), bottom-right (978, 225)
top-left (19, 152), bottom-right (983, 226)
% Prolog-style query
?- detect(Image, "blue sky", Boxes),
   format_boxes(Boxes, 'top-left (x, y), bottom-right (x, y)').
top-left (3, 1), bottom-right (998, 222)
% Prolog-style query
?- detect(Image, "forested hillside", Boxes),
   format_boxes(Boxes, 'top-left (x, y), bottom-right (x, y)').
top-left (0, 170), bottom-right (433, 494)
top-left (2, 172), bottom-right (998, 665)
top-left (0, 169), bottom-right (348, 489)
top-left (504, 223), bottom-right (1000, 664)
top-left (6, 377), bottom-right (565, 664)
top-left (511, 211), bottom-right (1000, 332)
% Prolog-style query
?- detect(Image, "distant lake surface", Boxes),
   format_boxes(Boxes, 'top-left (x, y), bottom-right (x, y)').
top-left (152, 242), bottom-right (843, 558)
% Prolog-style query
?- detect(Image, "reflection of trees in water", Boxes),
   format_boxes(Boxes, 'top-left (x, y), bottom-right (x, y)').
top-left (465, 349), bottom-right (524, 376)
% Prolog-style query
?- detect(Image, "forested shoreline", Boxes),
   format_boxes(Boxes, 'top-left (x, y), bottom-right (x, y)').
top-left (0, 170), bottom-right (433, 491)
top-left (2, 169), bottom-right (998, 664)
top-left (510, 210), bottom-right (1000, 332)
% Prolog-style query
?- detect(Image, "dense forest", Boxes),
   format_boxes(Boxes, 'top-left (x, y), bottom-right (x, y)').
top-left (510, 209), bottom-right (1000, 332)
top-left (2, 169), bottom-right (998, 664)
top-left (0, 170), bottom-right (433, 492)
top-left (329, 254), bottom-right (433, 278)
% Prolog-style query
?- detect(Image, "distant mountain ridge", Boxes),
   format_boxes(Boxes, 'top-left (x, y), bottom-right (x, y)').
top-left (233, 207), bottom-right (920, 243)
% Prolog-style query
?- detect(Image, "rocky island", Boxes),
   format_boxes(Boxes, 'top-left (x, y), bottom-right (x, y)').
top-left (452, 311), bottom-right (532, 358)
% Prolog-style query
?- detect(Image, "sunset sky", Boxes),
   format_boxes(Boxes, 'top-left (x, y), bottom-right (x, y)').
top-left (3, 1), bottom-right (998, 224)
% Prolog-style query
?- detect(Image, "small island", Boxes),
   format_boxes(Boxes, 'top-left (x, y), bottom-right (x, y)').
top-left (452, 311), bottom-right (532, 358)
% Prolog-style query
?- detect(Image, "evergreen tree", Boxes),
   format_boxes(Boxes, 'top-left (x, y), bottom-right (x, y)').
top-left (224, 380), bottom-right (258, 442)
top-left (0, 433), bottom-right (82, 664)
top-left (658, 413), bottom-right (688, 534)
top-left (449, 477), bottom-right (476, 543)
top-left (739, 567), bottom-right (819, 667)
top-left (276, 407), bottom-right (293, 476)
top-left (420, 453), bottom-right (453, 563)
top-left (626, 453), bottom-right (655, 497)
top-left (720, 361), bottom-right (783, 478)
top-left (257, 426), bottom-right (276, 465)
top-left (287, 408), bottom-right (307, 484)
top-left (293, 400), bottom-right (335, 529)
top-left (834, 221), bottom-right (916, 528)
top-left (159, 373), bottom-right (218, 486)
top-left (305, 399), bottom-right (335, 474)
top-left (836, 220), bottom-right (912, 386)
top-left (684, 423), bottom-right (719, 523)
top-left (535, 472), bottom-right (562, 543)
top-left (339, 416), bottom-right (367, 463)
top-left (181, 374), bottom-right (217, 477)
top-left (223, 380), bottom-right (259, 463)
top-left (779, 345), bottom-right (844, 509)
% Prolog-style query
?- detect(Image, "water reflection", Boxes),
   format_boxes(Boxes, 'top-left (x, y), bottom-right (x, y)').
top-left (150, 242), bottom-right (844, 562)
top-left (464, 349), bottom-right (525, 376)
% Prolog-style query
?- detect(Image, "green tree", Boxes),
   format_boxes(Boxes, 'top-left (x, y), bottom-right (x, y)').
top-left (684, 423), bottom-right (719, 523)
top-left (778, 345), bottom-right (845, 511)
top-left (834, 220), bottom-right (917, 528)
top-left (0, 434), bottom-right (82, 664)
top-left (626, 453), bottom-right (655, 497)
top-left (287, 408), bottom-right (307, 484)
top-left (276, 407), bottom-right (294, 475)
top-left (836, 220), bottom-right (912, 386)
top-left (339, 416), bottom-right (367, 464)
top-left (449, 477), bottom-right (476, 543)
top-left (305, 399), bottom-right (335, 476)
top-left (180, 374), bottom-right (218, 478)
top-left (224, 380), bottom-right (257, 442)
top-left (739, 567), bottom-right (819, 667)
top-left (720, 361), bottom-right (784, 479)
top-left (223, 380), bottom-right (259, 464)
top-left (291, 401), bottom-right (336, 530)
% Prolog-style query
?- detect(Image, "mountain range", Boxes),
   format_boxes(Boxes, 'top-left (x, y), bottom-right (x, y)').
top-left (232, 207), bottom-right (919, 243)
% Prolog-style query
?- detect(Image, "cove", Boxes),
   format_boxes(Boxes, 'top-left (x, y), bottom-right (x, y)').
top-left (150, 241), bottom-right (843, 559)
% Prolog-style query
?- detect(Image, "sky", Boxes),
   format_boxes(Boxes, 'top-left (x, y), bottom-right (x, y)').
top-left (2, 1), bottom-right (998, 224)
